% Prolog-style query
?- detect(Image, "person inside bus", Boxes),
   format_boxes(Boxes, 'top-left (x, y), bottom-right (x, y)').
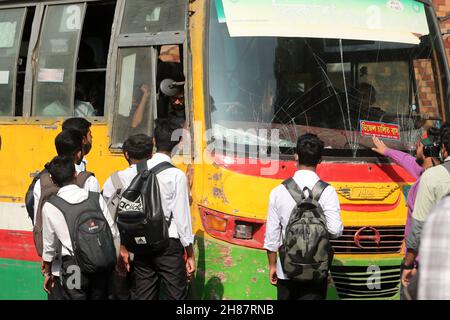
top-left (74, 82), bottom-right (96, 117)
top-left (352, 83), bottom-right (396, 123)
top-left (158, 79), bottom-right (186, 129)
top-left (129, 83), bottom-right (151, 132)
top-left (371, 127), bottom-right (441, 300)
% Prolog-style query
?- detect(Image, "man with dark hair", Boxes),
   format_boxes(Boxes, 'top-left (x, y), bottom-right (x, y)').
top-left (41, 156), bottom-right (118, 300)
top-left (371, 127), bottom-right (441, 300)
top-left (102, 134), bottom-right (154, 300)
top-left (32, 129), bottom-right (100, 300)
top-left (62, 117), bottom-right (93, 171)
top-left (402, 124), bottom-right (450, 289)
top-left (106, 120), bottom-right (195, 300)
top-left (264, 133), bottom-right (343, 300)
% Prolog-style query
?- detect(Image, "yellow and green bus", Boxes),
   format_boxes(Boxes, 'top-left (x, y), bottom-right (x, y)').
top-left (0, 0), bottom-right (448, 299)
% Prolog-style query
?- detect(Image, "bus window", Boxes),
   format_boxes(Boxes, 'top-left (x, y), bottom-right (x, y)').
top-left (111, 47), bottom-right (155, 147)
top-left (75, 1), bottom-right (115, 117)
top-left (15, 7), bottom-right (35, 117)
top-left (121, 0), bottom-right (186, 34)
top-left (32, 3), bottom-right (85, 117)
top-left (0, 8), bottom-right (27, 117)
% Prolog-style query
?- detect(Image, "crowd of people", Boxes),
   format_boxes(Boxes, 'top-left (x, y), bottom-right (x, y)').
top-left (28, 115), bottom-right (450, 300)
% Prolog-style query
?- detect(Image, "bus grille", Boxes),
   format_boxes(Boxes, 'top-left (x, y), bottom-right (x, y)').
top-left (330, 226), bottom-right (405, 254)
top-left (330, 265), bottom-right (401, 299)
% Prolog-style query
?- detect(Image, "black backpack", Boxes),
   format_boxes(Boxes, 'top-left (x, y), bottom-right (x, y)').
top-left (279, 178), bottom-right (333, 282)
top-left (117, 160), bottom-right (174, 254)
top-left (47, 192), bottom-right (117, 274)
top-left (25, 169), bottom-right (47, 223)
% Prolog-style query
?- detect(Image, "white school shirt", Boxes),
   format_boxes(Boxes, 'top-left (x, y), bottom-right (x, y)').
top-left (42, 185), bottom-right (119, 267)
top-left (102, 153), bottom-right (194, 247)
top-left (263, 170), bottom-right (343, 280)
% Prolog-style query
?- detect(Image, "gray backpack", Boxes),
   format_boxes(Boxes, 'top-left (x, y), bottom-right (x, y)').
top-left (279, 178), bottom-right (333, 282)
top-left (47, 192), bottom-right (117, 274)
top-left (33, 171), bottom-right (94, 257)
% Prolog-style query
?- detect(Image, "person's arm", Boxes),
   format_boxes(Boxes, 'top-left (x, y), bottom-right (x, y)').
top-left (319, 186), bottom-right (344, 239)
top-left (172, 172), bottom-right (196, 278)
top-left (172, 172), bottom-right (195, 248)
top-left (402, 172), bottom-right (433, 286)
top-left (372, 137), bottom-right (422, 179)
top-left (131, 85), bottom-right (150, 128)
top-left (264, 190), bottom-right (281, 285)
top-left (42, 204), bottom-right (57, 293)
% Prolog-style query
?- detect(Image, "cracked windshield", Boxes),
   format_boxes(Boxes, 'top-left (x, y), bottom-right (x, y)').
top-left (209, 0), bottom-right (443, 157)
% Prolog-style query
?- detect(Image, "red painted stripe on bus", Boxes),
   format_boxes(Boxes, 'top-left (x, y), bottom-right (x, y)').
top-left (214, 154), bottom-right (415, 183)
top-left (0, 229), bottom-right (40, 262)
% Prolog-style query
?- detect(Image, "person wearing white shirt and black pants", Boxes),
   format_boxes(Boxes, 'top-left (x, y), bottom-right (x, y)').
top-left (33, 129), bottom-right (100, 300)
top-left (102, 133), bottom-right (154, 299)
top-left (42, 156), bottom-right (119, 300)
top-left (264, 133), bottom-right (343, 300)
top-left (116, 119), bottom-right (195, 300)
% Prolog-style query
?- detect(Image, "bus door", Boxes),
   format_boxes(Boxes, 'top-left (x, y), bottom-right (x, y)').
top-left (108, 0), bottom-right (190, 155)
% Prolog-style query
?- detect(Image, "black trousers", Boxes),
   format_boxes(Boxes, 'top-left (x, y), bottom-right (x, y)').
top-left (132, 239), bottom-right (187, 300)
top-left (277, 277), bottom-right (328, 300)
top-left (60, 257), bottom-right (111, 300)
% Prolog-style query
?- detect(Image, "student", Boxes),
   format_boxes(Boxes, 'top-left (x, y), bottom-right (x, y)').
top-left (264, 133), bottom-right (343, 300)
top-left (62, 117), bottom-right (93, 172)
top-left (33, 129), bottom-right (100, 300)
top-left (113, 119), bottom-right (195, 300)
top-left (42, 156), bottom-right (119, 300)
top-left (403, 125), bottom-right (450, 288)
top-left (371, 128), bottom-right (441, 300)
top-left (102, 134), bottom-right (154, 299)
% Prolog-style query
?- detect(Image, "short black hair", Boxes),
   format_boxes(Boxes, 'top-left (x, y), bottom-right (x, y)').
top-left (45, 156), bottom-right (76, 187)
top-left (62, 117), bottom-right (92, 138)
top-left (154, 118), bottom-right (182, 152)
top-left (296, 133), bottom-right (324, 167)
top-left (55, 129), bottom-right (83, 157)
top-left (123, 134), bottom-right (153, 160)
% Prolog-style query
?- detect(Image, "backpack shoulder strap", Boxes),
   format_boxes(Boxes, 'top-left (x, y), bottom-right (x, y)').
top-left (282, 178), bottom-right (304, 205)
top-left (311, 180), bottom-right (329, 202)
top-left (150, 161), bottom-right (175, 175)
top-left (76, 171), bottom-right (94, 188)
top-left (110, 171), bottom-right (123, 194)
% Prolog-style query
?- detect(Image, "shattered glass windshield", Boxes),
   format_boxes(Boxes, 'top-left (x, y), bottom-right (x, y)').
top-left (208, 1), bottom-right (446, 157)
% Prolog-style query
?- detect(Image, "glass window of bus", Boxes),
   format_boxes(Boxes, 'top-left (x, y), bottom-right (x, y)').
top-left (32, 4), bottom-right (85, 117)
top-left (75, 1), bottom-right (115, 117)
top-left (0, 8), bottom-right (26, 117)
top-left (120, 0), bottom-right (186, 34)
top-left (208, 2), bottom-right (446, 158)
top-left (111, 47), bottom-right (155, 147)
